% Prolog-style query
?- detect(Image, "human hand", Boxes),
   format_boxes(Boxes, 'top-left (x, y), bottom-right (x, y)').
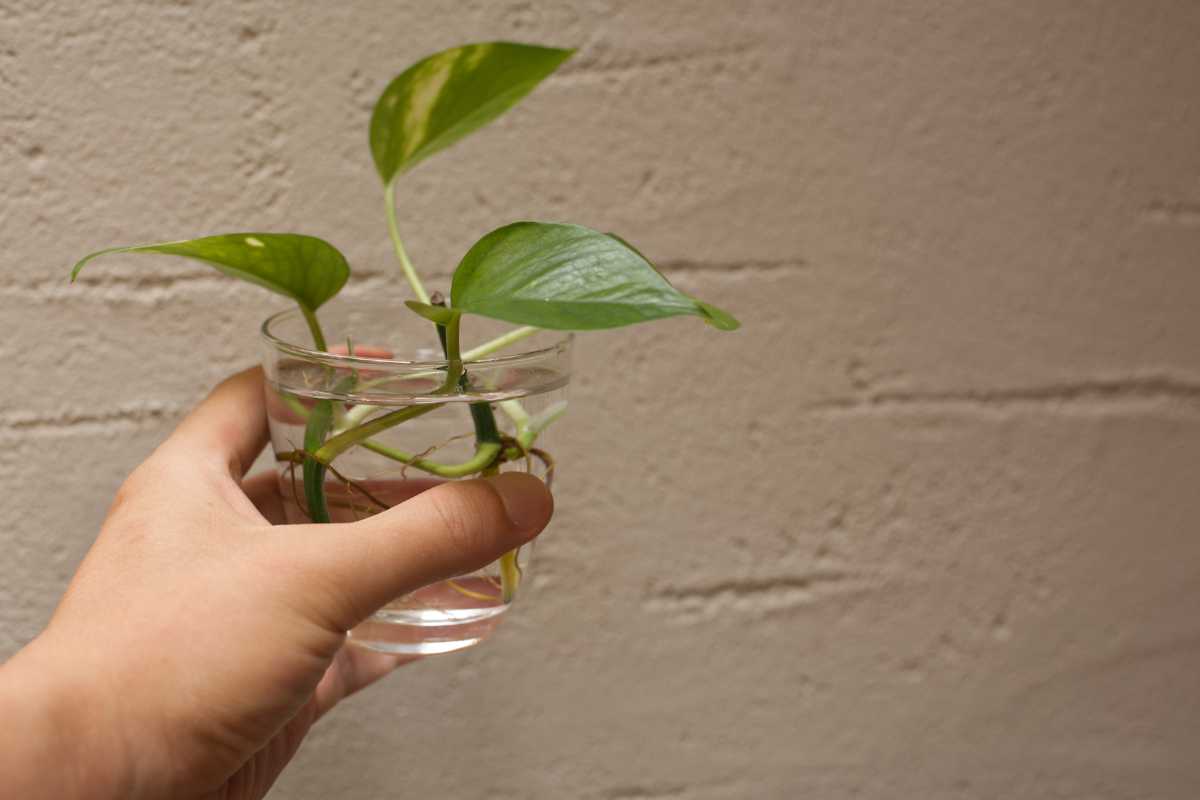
top-left (0, 367), bottom-right (553, 800)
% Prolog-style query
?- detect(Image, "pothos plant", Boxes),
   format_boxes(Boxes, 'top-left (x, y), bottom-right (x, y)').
top-left (71, 42), bottom-right (739, 604)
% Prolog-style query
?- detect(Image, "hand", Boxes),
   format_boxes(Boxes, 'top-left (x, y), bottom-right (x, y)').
top-left (0, 367), bottom-right (553, 800)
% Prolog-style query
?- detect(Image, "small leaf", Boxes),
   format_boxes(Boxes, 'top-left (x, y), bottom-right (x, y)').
top-left (71, 233), bottom-right (350, 311)
top-left (370, 42), bottom-right (573, 184)
top-left (450, 222), bottom-right (740, 331)
top-left (694, 300), bottom-right (741, 331)
top-left (405, 300), bottom-right (460, 325)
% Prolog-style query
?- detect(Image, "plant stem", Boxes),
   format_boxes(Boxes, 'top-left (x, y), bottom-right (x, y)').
top-left (490, 450), bottom-right (520, 604)
top-left (519, 399), bottom-right (568, 450)
top-left (497, 399), bottom-right (530, 429)
top-left (385, 182), bottom-right (430, 304)
top-left (299, 304), bottom-right (328, 351)
top-left (466, 326), bottom-right (540, 431)
top-left (437, 313), bottom-right (464, 393)
top-left (461, 326), bottom-right (539, 361)
top-left (360, 439), bottom-right (502, 478)
top-left (446, 579), bottom-right (500, 602)
top-left (295, 306), bottom-right (333, 522)
top-left (302, 399), bottom-right (336, 523)
top-left (498, 549), bottom-right (520, 604)
top-left (430, 309), bottom-right (519, 602)
top-left (314, 403), bottom-right (441, 464)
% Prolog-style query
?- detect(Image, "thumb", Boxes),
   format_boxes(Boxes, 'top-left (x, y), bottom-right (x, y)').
top-left (274, 473), bottom-right (553, 631)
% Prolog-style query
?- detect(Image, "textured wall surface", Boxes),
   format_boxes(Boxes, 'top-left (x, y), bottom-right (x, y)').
top-left (3, 1), bottom-right (1200, 797)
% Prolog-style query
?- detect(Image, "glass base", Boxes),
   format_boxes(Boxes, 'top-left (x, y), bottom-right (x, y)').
top-left (348, 577), bottom-right (511, 655)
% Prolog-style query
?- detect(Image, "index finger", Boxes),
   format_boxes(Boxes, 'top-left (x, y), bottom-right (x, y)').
top-left (167, 366), bottom-right (270, 479)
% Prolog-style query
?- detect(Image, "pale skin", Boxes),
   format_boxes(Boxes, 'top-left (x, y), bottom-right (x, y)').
top-left (0, 367), bottom-right (553, 799)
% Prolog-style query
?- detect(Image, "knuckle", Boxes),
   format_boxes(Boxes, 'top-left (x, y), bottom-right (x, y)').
top-left (110, 461), bottom-right (154, 515)
top-left (307, 560), bottom-right (371, 628)
top-left (111, 451), bottom-right (190, 513)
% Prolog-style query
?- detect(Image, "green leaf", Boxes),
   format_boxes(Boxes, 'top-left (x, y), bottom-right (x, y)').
top-left (604, 232), bottom-right (737, 330)
top-left (450, 222), bottom-right (741, 331)
top-left (405, 300), bottom-right (460, 325)
top-left (370, 42), bottom-right (573, 184)
top-left (693, 300), bottom-right (741, 331)
top-left (71, 233), bottom-right (350, 312)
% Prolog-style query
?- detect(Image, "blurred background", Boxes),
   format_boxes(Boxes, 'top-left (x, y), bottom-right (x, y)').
top-left (2, 1), bottom-right (1199, 797)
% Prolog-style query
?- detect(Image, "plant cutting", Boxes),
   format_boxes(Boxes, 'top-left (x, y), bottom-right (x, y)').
top-left (71, 41), bottom-right (739, 654)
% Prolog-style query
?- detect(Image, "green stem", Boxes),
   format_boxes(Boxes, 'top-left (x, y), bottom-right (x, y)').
top-left (498, 550), bottom-right (520, 604)
top-left (467, 392), bottom-right (501, 447)
top-left (385, 182), bottom-right (430, 304)
top-left (461, 326), bottom-right (539, 361)
top-left (526, 400), bottom-right (568, 448)
top-left (489, 447), bottom-right (520, 604)
top-left (296, 306), bottom-right (333, 522)
top-left (497, 399), bottom-right (530, 429)
top-left (437, 313), bottom-right (465, 394)
top-left (314, 403), bottom-right (441, 464)
top-left (360, 439), bottom-right (502, 478)
top-left (427, 308), bottom-right (517, 600)
top-left (302, 399), bottom-right (336, 523)
top-left (299, 304), bottom-right (328, 351)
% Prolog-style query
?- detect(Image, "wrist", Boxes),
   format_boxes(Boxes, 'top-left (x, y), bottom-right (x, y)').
top-left (0, 636), bottom-right (132, 800)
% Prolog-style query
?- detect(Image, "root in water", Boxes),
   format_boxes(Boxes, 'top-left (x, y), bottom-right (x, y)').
top-left (529, 447), bottom-right (556, 489)
top-left (446, 579), bottom-right (501, 602)
top-left (399, 431), bottom-right (476, 480)
top-left (324, 462), bottom-right (391, 512)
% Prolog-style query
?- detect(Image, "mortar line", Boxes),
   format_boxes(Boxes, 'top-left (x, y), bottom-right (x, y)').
top-left (812, 374), bottom-right (1200, 415)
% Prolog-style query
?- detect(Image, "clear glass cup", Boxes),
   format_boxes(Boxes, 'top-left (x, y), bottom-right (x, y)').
top-left (259, 298), bottom-right (571, 655)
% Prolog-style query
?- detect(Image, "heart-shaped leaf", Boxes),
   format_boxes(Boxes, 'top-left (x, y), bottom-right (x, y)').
top-left (450, 222), bottom-right (740, 331)
top-left (370, 42), bottom-right (573, 185)
top-left (70, 233), bottom-right (350, 312)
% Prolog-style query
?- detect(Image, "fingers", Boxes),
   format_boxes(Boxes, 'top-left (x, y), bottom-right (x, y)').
top-left (167, 367), bottom-right (269, 479)
top-left (241, 471), bottom-right (286, 525)
top-left (312, 647), bottom-right (420, 720)
top-left (273, 473), bottom-right (553, 631)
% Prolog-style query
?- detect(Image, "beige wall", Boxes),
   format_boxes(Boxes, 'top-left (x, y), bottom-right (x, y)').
top-left (3, 1), bottom-right (1200, 797)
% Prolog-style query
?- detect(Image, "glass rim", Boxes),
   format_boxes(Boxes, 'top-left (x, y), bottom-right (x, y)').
top-left (260, 306), bottom-right (573, 371)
